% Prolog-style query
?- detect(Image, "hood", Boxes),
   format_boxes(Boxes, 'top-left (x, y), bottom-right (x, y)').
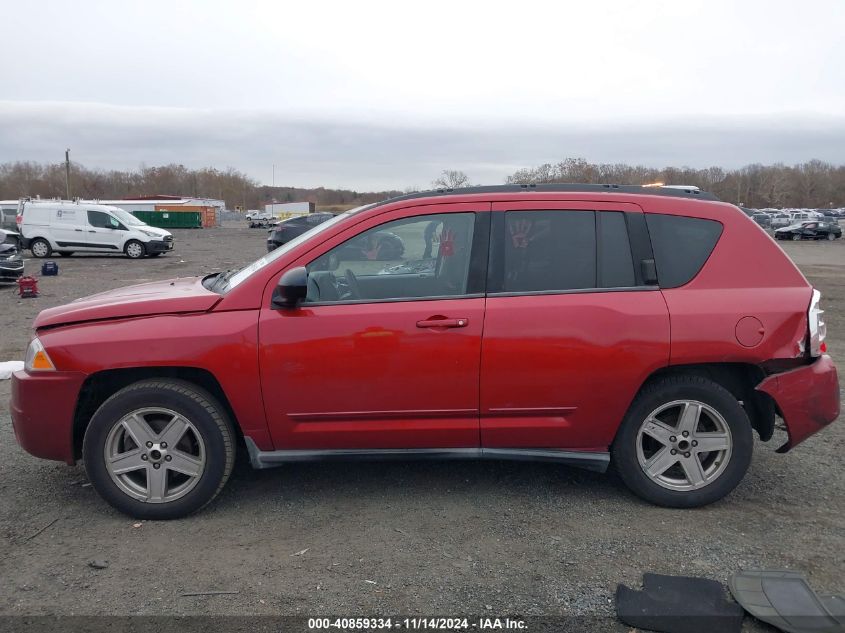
top-left (0, 242), bottom-right (19, 256)
top-left (34, 277), bottom-right (221, 329)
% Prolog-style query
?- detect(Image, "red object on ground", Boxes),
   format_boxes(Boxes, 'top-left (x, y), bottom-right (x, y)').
top-left (17, 276), bottom-right (39, 298)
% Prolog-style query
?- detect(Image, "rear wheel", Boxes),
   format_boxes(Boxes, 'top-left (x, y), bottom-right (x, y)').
top-left (124, 240), bottom-right (146, 259)
top-left (59, 252), bottom-right (74, 257)
top-left (612, 375), bottom-right (753, 508)
top-left (148, 252), bottom-right (162, 257)
top-left (30, 238), bottom-right (51, 258)
top-left (83, 379), bottom-right (236, 519)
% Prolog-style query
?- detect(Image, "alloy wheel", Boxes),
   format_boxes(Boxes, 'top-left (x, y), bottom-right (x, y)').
top-left (103, 407), bottom-right (206, 503)
top-left (636, 400), bottom-right (733, 491)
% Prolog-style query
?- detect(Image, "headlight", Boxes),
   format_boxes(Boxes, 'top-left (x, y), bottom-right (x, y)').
top-left (140, 230), bottom-right (159, 237)
top-left (25, 338), bottom-right (56, 372)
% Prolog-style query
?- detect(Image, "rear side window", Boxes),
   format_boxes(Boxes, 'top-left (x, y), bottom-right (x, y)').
top-left (645, 214), bottom-right (723, 288)
top-left (503, 210), bottom-right (596, 292)
top-left (599, 212), bottom-right (636, 288)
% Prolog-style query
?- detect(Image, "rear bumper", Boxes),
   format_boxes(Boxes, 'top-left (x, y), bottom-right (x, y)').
top-left (10, 370), bottom-right (87, 464)
top-left (146, 239), bottom-right (174, 253)
top-left (756, 355), bottom-right (841, 452)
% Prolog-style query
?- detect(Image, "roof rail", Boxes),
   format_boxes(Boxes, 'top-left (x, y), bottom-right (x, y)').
top-left (371, 183), bottom-right (718, 208)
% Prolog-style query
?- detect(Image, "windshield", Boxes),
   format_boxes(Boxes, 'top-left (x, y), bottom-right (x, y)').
top-left (109, 208), bottom-right (146, 227)
top-left (219, 205), bottom-right (373, 292)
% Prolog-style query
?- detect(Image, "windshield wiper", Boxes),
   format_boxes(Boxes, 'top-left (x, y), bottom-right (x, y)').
top-left (210, 269), bottom-right (237, 293)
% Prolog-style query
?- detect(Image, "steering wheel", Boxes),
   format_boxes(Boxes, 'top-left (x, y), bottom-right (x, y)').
top-left (344, 269), bottom-right (361, 299)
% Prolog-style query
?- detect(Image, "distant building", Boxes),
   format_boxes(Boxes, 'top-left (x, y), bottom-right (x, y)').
top-left (94, 195), bottom-right (226, 214)
top-left (265, 202), bottom-right (316, 218)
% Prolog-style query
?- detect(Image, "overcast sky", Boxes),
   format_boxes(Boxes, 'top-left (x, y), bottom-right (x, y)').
top-left (1, 0), bottom-right (844, 190)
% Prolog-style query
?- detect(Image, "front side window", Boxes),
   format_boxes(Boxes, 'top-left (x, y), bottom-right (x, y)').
top-left (88, 210), bottom-right (121, 229)
top-left (306, 213), bottom-right (476, 303)
top-left (503, 210), bottom-right (596, 292)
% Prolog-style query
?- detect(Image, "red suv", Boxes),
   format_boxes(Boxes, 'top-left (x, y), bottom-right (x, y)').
top-left (10, 185), bottom-right (841, 518)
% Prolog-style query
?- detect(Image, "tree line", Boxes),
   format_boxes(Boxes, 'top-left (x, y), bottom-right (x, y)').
top-left (0, 161), bottom-right (401, 211)
top-left (1, 158), bottom-right (843, 210)
top-left (506, 158), bottom-right (845, 209)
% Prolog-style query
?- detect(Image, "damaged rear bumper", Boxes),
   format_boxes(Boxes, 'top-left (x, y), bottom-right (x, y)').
top-left (756, 355), bottom-right (840, 452)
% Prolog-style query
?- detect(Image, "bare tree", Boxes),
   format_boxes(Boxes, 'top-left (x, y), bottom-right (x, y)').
top-left (432, 169), bottom-right (471, 189)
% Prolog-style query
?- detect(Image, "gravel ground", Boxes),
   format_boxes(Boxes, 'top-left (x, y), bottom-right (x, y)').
top-left (0, 223), bottom-right (842, 626)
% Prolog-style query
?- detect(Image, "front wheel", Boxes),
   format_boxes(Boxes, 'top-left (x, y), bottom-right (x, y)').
top-left (612, 375), bottom-right (753, 508)
top-left (30, 238), bottom-right (52, 258)
top-left (124, 240), bottom-right (146, 259)
top-left (828, 233), bottom-right (836, 241)
top-left (83, 379), bottom-right (236, 519)
top-left (792, 234), bottom-right (802, 241)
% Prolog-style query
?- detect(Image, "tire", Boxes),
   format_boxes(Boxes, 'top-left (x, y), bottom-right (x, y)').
top-left (30, 238), bottom-right (51, 258)
top-left (611, 375), bottom-right (753, 508)
top-left (148, 252), bottom-right (162, 257)
top-left (59, 252), bottom-right (74, 257)
top-left (82, 379), bottom-right (236, 519)
top-left (828, 233), bottom-right (836, 241)
top-left (124, 240), bottom-right (146, 259)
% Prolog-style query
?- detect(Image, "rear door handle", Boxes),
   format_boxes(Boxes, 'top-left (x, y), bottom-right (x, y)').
top-left (416, 317), bottom-right (469, 329)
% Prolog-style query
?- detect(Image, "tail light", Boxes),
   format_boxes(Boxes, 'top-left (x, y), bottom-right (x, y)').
top-left (808, 289), bottom-right (827, 357)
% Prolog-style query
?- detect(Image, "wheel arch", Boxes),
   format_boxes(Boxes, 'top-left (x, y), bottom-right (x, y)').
top-left (73, 366), bottom-right (241, 461)
top-left (632, 362), bottom-right (776, 442)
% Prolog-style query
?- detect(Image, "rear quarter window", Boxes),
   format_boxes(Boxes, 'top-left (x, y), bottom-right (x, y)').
top-left (645, 214), bottom-right (723, 288)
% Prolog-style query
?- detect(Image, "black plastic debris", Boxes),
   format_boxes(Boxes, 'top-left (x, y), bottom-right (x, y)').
top-left (616, 572), bottom-right (743, 633)
top-left (729, 570), bottom-right (845, 633)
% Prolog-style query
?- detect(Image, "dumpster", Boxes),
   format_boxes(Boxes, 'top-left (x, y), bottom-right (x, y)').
top-left (133, 210), bottom-right (202, 229)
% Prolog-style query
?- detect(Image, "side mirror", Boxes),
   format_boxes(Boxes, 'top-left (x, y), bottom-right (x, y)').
top-left (272, 266), bottom-right (308, 309)
top-left (640, 259), bottom-right (658, 285)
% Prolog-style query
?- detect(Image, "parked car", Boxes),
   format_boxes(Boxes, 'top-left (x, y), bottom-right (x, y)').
top-left (770, 213), bottom-right (792, 228)
top-left (248, 212), bottom-right (274, 227)
top-left (775, 221), bottom-right (842, 241)
top-left (1, 204), bottom-right (19, 231)
top-left (10, 184), bottom-right (840, 518)
top-left (266, 213), bottom-right (335, 251)
top-left (18, 200), bottom-right (174, 259)
top-left (751, 212), bottom-right (771, 228)
top-left (789, 211), bottom-right (822, 223)
top-left (0, 236), bottom-right (24, 283)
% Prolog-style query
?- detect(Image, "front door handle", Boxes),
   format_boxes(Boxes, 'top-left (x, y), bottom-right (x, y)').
top-left (74, 228), bottom-right (83, 232)
top-left (416, 317), bottom-right (469, 329)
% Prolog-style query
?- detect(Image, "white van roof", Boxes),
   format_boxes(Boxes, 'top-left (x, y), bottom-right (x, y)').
top-left (22, 199), bottom-right (126, 214)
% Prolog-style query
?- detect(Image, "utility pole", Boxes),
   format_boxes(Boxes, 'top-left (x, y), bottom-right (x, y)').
top-left (65, 148), bottom-right (71, 199)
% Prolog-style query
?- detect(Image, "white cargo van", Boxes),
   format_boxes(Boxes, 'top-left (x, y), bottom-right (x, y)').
top-left (18, 199), bottom-right (174, 259)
